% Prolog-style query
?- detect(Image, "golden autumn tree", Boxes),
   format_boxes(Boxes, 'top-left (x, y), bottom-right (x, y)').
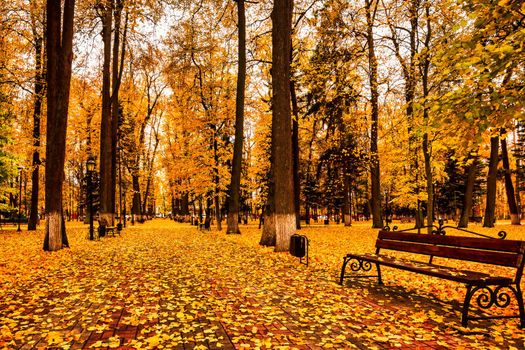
top-left (163, 0), bottom-right (237, 230)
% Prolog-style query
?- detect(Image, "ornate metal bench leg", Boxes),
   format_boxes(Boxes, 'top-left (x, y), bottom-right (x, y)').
top-left (376, 263), bottom-right (383, 285)
top-left (340, 257), bottom-right (350, 285)
top-left (462, 285), bottom-right (474, 327)
top-left (515, 284), bottom-right (525, 329)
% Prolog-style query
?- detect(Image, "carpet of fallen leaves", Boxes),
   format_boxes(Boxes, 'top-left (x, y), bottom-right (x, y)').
top-left (1, 219), bottom-right (525, 349)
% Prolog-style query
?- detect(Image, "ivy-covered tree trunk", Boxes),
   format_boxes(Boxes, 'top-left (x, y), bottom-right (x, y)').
top-left (43, 0), bottom-right (75, 251)
top-left (260, 0), bottom-right (295, 251)
top-left (501, 133), bottom-right (520, 224)
top-left (483, 135), bottom-right (499, 228)
top-left (226, 0), bottom-right (246, 234)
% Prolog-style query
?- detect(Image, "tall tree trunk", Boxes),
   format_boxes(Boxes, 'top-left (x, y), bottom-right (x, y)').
top-left (205, 197), bottom-right (212, 227)
top-left (110, 0), bottom-right (123, 224)
top-left (343, 169), bottom-right (352, 226)
top-left (388, 0), bottom-right (419, 227)
top-left (181, 192), bottom-right (190, 215)
top-left (226, 0), bottom-right (246, 234)
top-left (516, 156), bottom-right (522, 221)
top-left (458, 157), bottom-right (478, 228)
top-left (483, 135), bottom-right (499, 227)
top-left (198, 196), bottom-right (203, 222)
top-left (304, 203), bottom-right (310, 224)
top-left (43, 0), bottom-right (75, 251)
top-left (260, 0), bottom-right (295, 252)
top-left (501, 133), bottom-right (520, 224)
top-left (141, 132), bottom-right (159, 215)
top-left (365, 0), bottom-right (382, 228)
top-left (29, 20), bottom-right (43, 231)
top-left (303, 121), bottom-right (316, 226)
top-left (99, 1), bottom-right (114, 226)
top-left (291, 79), bottom-right (301, 230)
top-left (407, 0), bottom-right (421, 228)
top-left (171, 195), bottom-right (176, 217)
top-left (131, 173), bottom-right (141, 218)
top-left (421, 1), bottom-right (433, 233)
top-left (213, 133), bottom-right (222, 231)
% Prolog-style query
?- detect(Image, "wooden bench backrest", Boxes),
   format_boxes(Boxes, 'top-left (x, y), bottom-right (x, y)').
top-left (376, 230), bottom-right (525, 268)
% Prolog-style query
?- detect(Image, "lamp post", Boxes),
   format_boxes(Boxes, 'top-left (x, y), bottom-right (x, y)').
top-left (86, 157), bottom-right (96, 240)
top-left (17, 166), bottom-right (24, 232)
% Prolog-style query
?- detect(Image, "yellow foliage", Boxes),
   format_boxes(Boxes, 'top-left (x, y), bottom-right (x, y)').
top-left (1, 220), bottom-right (525, 349)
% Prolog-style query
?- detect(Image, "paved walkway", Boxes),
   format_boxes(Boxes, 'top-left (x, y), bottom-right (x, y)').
top-left (1, 220), bottom-right (524, 349)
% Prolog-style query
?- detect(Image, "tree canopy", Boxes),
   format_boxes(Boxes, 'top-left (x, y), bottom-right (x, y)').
top-left (1, 0), bottom-right (525, 250)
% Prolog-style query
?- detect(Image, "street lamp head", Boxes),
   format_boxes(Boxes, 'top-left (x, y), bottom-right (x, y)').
top-left (18, 165), bottom-right (24, 171)
top-left (87, 157), bottom-right (96, 172)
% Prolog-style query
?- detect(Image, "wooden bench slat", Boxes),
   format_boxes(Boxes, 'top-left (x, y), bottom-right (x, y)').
top-left (378, 230), bottom-right (523, 253)
top-left (376, 240), bottom-right (520, 267)
top-left (344, 253), bottom-right (513, 285)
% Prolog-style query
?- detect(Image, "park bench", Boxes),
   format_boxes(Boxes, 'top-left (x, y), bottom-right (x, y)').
top-left (469, 216), bottom-right (483, 223)
top-left (98, 218), bottom-right (120, 237)
top-left (198, 220), bottom-right (211, 231)
top-left (339, 227), bottom-right (525, 327)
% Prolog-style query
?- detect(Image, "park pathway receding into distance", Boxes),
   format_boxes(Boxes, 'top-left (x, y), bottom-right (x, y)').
top-left (0, 219), bottom-right (524, 349)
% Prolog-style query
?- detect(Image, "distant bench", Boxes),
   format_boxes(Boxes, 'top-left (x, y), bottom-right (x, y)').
top-left (98, 218), bottom-right (121, 237)
top-left (469, 216), bottom-right (483, 223)
top-left (340, 229), bottom-right (525, 327)
top-left (198, 220), bottom-right (211, 231)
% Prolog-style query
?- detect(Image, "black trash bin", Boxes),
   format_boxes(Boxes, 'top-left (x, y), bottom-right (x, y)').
top-left (290, 234), bottom-right (309, 265)
top-left (290, 234), bottom-right (306, 258)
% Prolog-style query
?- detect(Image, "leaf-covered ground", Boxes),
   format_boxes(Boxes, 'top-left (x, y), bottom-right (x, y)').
top-left (1, 219), bottom-right (524, 349)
